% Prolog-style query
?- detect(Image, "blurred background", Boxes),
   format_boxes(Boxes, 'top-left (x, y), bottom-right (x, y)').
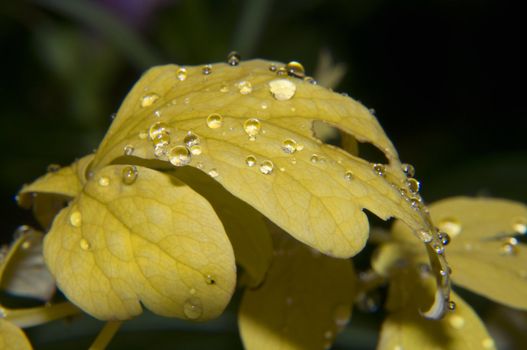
top-left (1, 0), bottom-right (525, 348)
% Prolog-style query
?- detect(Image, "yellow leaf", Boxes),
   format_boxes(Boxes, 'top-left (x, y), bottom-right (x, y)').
top-left (17, 154), bottom-right (94, 229)
top-left (88, 60), bottom-right (428, 258)
top-left (239, 236), bottom-right (357, 350)
top-left (0, 319), bottom-right (32, 350)
top-left (392, 197), bottom-right (527, 310)
top-left (0, 227), bottom-right (55, 301)
top-left (170, 166), bottom-right (272, 287)
top-left (43, 165), bottom-right (236, 320)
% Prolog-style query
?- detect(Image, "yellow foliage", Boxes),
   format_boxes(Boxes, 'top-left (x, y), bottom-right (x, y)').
top-left (0, 319), bottom-right (32, 350)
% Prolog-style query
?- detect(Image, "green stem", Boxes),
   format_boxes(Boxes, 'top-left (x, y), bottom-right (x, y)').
top-left (89, 320), bottom-right (123, 350)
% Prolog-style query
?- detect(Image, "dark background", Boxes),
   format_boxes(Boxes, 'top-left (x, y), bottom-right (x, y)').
top-left (1, 0), bottom-right (525, 348)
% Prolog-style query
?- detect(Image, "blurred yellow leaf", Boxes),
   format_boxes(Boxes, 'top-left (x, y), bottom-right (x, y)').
top-left (0, 319), bottom-right (32, 350)
top-left (43, 165), bottom-right (236, 320)
top-left (391, 197), bottom-right (527, 310)
top-left (239, 235), bottom-right (356, 350)
top-left (89, 60), bottom-right (428, 258)
top-left (0, 227), bottom-right (55, 301)
top-left (170, 166), bottom-right (272, 287)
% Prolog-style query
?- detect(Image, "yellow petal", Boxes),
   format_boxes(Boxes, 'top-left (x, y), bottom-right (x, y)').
top-left (0, 319), bottom-right (32, 350)
top-left (378, 292), bottom-right (496, 350)
top-left (0, 227), bottom-right (55, 301)
top-left (170, 166), bottom-right (272, 287)
top-left (17, 154), bottom-right (94, 229)
top-left (239, 236), bottom-right (357, 350)
top-left (392, 196), bottom-right (527, 309)
top-left (43, 165), bottom-right (235, 320)
top-left (89, 60), bottom-right (428, 258)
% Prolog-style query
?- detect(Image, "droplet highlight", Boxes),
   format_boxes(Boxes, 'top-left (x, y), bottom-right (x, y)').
top-left (123, 144), bottom-right (134, 156)
top-left (122, 166), bottom-right (138, 185)
top-left (69, 211), bottom-right (82, 227)
top-left (184, 132), bottom-right (200, 147)
top-left (344, 171), bottom-right (353, 182)
top-left (168, 146), bottom-right (191, 167)
top-left (259, 160), bottom-right (274, 175)
top-left (438, 217), bottom-right (462, 237)
top-left (140, 93), bottom-right (160, 108)
top-left (202, 64), bottom-right (212, 75)
top-left (237, 80), bottom-right (253, 95)
top-left (281, 139), bottom-right (298, 154)
top-left (243, 118), bottom-right (261, 138)
top-left (246, 156), bottom-right (256, 167)
top-left (98, 176), bottom-right (110, 187)
top-left (183, 297), bottom-right (203, 320)
top-left (286, 61), bottom-right (305, 78)
top-left (206, 113), bottom-right (223, 129)
top-left (176, 67), bottom-right (187, 81)
top-left (512, 217), bottom-right (527, 234)
top-left (149, 122), bottom-right (170, 140)
top-left (269, 79), bottom-right (297, 101)
top-left (227, 51), bottom-right (241, 66)
top-left (79, 238), bottom-right (91, 251)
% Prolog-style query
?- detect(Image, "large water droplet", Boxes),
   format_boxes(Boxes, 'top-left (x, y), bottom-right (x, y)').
top-left (79, 238), bottom-right (91, 251)
top-left (281, 139), bottom-right (298, 154)
top-left (122, 166), bottom-right (138, 185)
top-left (268, 63), bottom-right (277, 72)
top-left (176, 67), bottom-right (187, 81)
top-left (438, 217), bottom-right (462, 237)
top-left (227, 51), bottom-right (241, 66)
top-left (269, 79), bottom-right (297, 101)
top-left (438, 232), bottom-right (450, 245)
top-left (512, 217), bottom-right (527, 234)
top-left (123, 144), bottom-right (134, 156)
top-left (184, 132), bottom-right (200, 147)
top-left (416, 229), bottom-right (433, 243)
top-left (333, 304), bottom-right (350, 330)
top-left (202, 64), bottom-right (212, 75)
top-left (183, 297), bottom-right (203, 320)
top-left (168, 146), bottom-right (191, 166)
top-left (303, 76), bottom-right (317, 84)
top-left (243, 118), bottom-right (261, 137)
top-left (448, 315), bottom-right (465, 330)
top-left (500, 237), bottom-right (518, 256)
top-left (206, 113), bottom-right (223, 129)
top-left (286, 61), bottom-right (305, 78)
top-left (140, 93), bottom-right (160, 108)
top-left (69, 211), bottom-right (82, 227)
top-left (259, 160), bottom-right (274, 175)
top-left (153, 133), bottom-right (171, 158)
top-left (246, 155), bottom-right (256, 167)
top-left (98, 176), bottom-right (110, 187)
top-left (401, 163), bottom-right (415, 177)
top-left (237, 81), bottom-right (253, 95)
top-left (406, 178), bottom-right (420, 193)
top-left (149, 122), bottom-right (170, 140)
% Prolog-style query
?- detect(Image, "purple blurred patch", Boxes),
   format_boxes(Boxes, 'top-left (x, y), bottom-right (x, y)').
top-left (98, 0), bottom-right (175, 29)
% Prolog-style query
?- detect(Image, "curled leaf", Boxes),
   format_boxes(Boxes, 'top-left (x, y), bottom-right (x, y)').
top-left (89, 60), bottom-right (430, 258)
top-left (44, 165), bottom-right (236, 320)
top-left (239, 235), bottom-right (357, 350)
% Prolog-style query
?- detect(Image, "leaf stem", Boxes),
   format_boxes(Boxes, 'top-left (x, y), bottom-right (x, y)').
top-left (3, 302), bottom-right (80, 328)
top-left (89, 320), bottom-right (123, 350)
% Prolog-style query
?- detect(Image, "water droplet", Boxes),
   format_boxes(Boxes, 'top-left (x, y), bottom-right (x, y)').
top-left (500, 237), bottom-right (518, 256)
top-left (372, 163), bottom-right (385, 176)
top-left (149, 122), bottom-right (170, 140)
top-left (438, 217), bottom-right (462, 237)
top-left (286, 61), bottom-right (305, 78)
top-left (69, 211), bottom-right (82, 227)
top-left (243, 118), bottom-right (261, 137)
top-left (140, 93), bottom-right (160, 108)
top-left (259, 160), bottom-right (274, 175)
top-left (153, 133), bottom-right (171, 158)
top-left (448, 301), bottom-right (456, 311)
top-left (227, 51), bottom-right (241, 66)
top-left (448, 315), bottom-right (465, 330)
top-left (512, 217), bottom-right (527, 234)
top-left (176, 67), bottom-right (187, 81)
top-left (401, 163), bottom-right (415, 177)
top-left (122, 166), bottom-right (138, 185)
top-left (438, 232), bottom-right (450, 245)
top-left (205, 274), bottom-right (216, 284)
top-left (269, 79), bottom-right (297, 101)
top-left (190, 145), bottom-right (202, 155)
top-left (237, 81), bottom-right (253, 95)
top-left (416, 229), bottom-right (433, 243)
top-left (208, 169), bottom-right (219, 178)
top-left (220, 84), bottom-right (229, 93)
top-left (410, 197), bottom-right (422, 209)
top-left (277, 66), bottom-right (288, 75)
top-left (303, 76), bottom-right (317, 84)
top-left (110, 112), bottom-right (117, 120)
top-left (206, 113), bottom-right (223, 129)
top-left (183, 132), bottom-right (200, 147)
top-left (123, 144), bottom-right (134, 156)
top-left (168, 146), bottom-right (191, 167)
top-left (482, 338), bottom-right (495, 349)
top-left (246, 156), bottom-right (256, 167)
top-left (202, 64), bottom-right (212, 75)
top-left (47, 164), bottom-right (61, 173)
top-left (79, 238), bottom-right (91, 251)
top-left (183, 297), bottom-right (203, 320)
top-left (98, 176), bottom-right (110, 187)
top-left (269, 63), bottom-right (277, 72)
top-left (281, 138), bottom-right (298, 154)
top-left (406, 178), bottom-right (420, 193)
top-left (333, 304), bottom-right (350, 330)
top-left (433, 243), bottom-right (445, 255)
top-left (344, 171), bottom-right (353, 182)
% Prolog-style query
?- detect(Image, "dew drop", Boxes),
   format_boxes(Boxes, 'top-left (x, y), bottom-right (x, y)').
top-left (401, 163), bottom-right (415, 177)
top-left (406, 178), bottom-right (420, 193)
top-left (205, 274), bottom-right (216, 284)
top-left (190, 145), bottom-right (202, 155)
top-left (246, 155), bottom-right (256, 167)
top-left (261, 102), bottom-right (269, 109)
top-left (438, 232), bottom-right (451, 245)
top-left (333, 304), bottom-right (350, 330)
top-left (512, 217), bottom-right (527, 234)
top-left (237, 80), bottom-right (253, 95)
top-left (176, 67), bottom-right (187, 81)
top-left (140, 93), bottom-right (160, 108)
top-left (344, 171), bottom-right (353, 182)
top-left (286, 61), bottom-right (305, 78)
top-left (123, 144), bottom-right (134, 156)
top-left (183, 297), bottom-right (203, 320)
top-left (433, 243), bottom-right (445, 255)
top-left (149, 122), bottom-right (170, 140)
top-left (500, 237), bottom-right (518, 256)
top-left (243, 118), bottom-right (261, 137)
top-left (416, 229), bottom-right (433, 243)
top-left (208, 169), bottom-right (219, 178)
top-left (277, 67), bottom-right (288, 75)
top-left (269, 79), bottom-right (296, 101)
top-left (122, 166), bottom-right (138, 185)
top-left (268, 63), bottom-right (277, 72)
top-left (438, 217), bottom-right (462, 237)
top-left (206, 113), bottom-right (223, 129)
top-left (79, 238), bottom-right (91, 251)
top-left (372, 163), bottom-right (386, 176)
top-left (259, 160), bottom-right (274, 175)
top-left (168, 146), bottom-right (191, 166)
top-left (98, 176), bottom-right (110, 187)
top-left (183, 132), bottom-right (200, 147)
top-left (448, 301), bottom-right (456, 311)
top-left (227, 51), bottom-right (241, 66)
top-left (153, 133), bottom-right (171, 158)
top-left (281, 139), bottom-right (298, 154)
top-left (69, 211), bottom-right (82, 227)
top-left (448, 315), bottom-right (465, 330)
top-left (202, 64), bottom-right (212, 75)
